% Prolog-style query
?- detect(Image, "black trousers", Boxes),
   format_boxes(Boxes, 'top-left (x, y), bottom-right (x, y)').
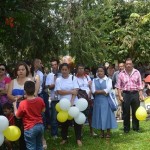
top-left (122, 91), bottom-right (140, 131)
top-left (61, 120), bottom-right (82, 140)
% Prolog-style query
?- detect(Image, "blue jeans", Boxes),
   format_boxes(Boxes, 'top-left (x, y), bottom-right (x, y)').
top-left (24, 124), bottom-right (44, 150)
top-left (51, 101), bottom-right (59, 136)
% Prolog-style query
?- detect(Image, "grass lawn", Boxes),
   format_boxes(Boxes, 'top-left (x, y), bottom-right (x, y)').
top-left (44, 120), bottom-right (150, 150)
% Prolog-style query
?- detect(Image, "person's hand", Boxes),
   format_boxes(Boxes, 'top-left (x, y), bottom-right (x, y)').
top-left (0, 88), bottom-right (4, 95)
top-left (17, 96), bottom-right (24, 102)
top-left (70, 99), bottom-right (74, 106)
top-left (71, 90), bottom-right (78, 95)
top-left (119, 96), bottom-right (124, 102)
top-left (139, 95), bottom-right (144, 101)
top-left (88, 81), bottom-right (92, 86)
top-left (104, 93), bottom-right (109, 96)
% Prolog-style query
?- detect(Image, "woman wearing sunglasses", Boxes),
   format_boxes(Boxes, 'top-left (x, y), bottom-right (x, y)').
top-left (0, 64), bottom-right (11, 107)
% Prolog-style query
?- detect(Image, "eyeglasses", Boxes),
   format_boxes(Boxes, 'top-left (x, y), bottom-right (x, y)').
top-left (0, 68), bottom-right (5, 71)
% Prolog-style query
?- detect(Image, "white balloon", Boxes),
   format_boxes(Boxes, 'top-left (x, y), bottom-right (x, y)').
top-left (68, 106), bottom-right (80, 118)
top-left (0, 116), bottom-right (9, 132)
top-left (75, 98), bottom-right (88, 111)
top-left (0, 133), bottom-right (4, 146)
top-left (74, 112), bottom-right (86, 125)
top-left (59, 98), bottom-right (71, 111)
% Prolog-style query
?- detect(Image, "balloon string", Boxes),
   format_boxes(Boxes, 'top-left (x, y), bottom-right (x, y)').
top-left (8, 114), bottom-right (14, 123)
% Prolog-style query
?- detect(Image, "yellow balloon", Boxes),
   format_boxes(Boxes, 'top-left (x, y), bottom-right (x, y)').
top-left (144, 97), bottom-right (150, 103)
top-left (57, 111), bottom-right (68, 123)
top-left (68, 114), bottom-right (73, 120)
top-left (136, 106), bottom-right (147, 121)
top-left (3, 126), bottom-right (21, 141)
top-left (55, 103), bottom-right (62, 112)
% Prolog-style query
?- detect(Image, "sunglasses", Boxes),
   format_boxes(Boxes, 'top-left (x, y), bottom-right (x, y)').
top-left (0, 68), bottom-right (5, 71)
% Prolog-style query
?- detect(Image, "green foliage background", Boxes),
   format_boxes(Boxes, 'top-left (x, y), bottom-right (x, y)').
top-left (0, 0), bottom-right (150, 66)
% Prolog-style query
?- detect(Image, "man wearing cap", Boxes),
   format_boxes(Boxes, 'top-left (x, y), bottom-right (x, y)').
top-left (116, 58), bottom-right (143, 133)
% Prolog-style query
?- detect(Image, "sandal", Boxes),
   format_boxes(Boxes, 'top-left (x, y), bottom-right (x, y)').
top-left (91, 131), bottom-right (97, 137)
top-left (77, 140), bottom-right (82, 147)
top-left (100, 134), bottom-right (105, 138)
top-left (100, 130), bottom-right (104, 138)
top-left (60, 140), bottom-right (67, 145)
top-left (106, 134), bottom-right (111, 139)
top-left (42, 138), bottom-right (47, 149)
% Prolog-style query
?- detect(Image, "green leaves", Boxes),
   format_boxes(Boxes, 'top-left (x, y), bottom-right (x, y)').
top-left (1, 0), bottom-right (150, 65)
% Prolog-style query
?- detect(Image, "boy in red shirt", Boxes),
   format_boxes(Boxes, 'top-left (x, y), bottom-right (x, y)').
top-left (13, 81), bottom-right (45, 150)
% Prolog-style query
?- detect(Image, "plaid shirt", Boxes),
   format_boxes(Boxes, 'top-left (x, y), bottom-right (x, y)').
top-left (116, 68), bottom-right (143, 91)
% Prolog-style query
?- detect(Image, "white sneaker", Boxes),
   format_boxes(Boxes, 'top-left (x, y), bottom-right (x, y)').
top-left (43, 139), bottom-right (47, 149)
top-left (52, 135), bottom-right (58, 140)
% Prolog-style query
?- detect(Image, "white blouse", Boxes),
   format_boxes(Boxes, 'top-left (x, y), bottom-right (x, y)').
top-left (92, 76), bottom-right (112, 94)
top-left (76, 75), bottom-right (91, 95)
top-left (55, 75), bottom-right (79, 104)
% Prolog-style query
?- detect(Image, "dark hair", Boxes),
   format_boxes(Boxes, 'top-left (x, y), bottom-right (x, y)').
top-left (108, 64), bottom-right (115, 69)
top-left (51, 58), bottom-right (60, 64)
top-left (0, 63), bottom-right (7, 71)
top-left (33, 58), bottom-right (42, 66)
top-left (97, 65), bottom-right (105, 70)
top-left (118, 62), bottom-right (124, 65)
top-left (146, 89), bottom-right (150, 95)
top-left (84, 67), bottom-right (90, 71)
top-left (2, 103), bottom-right (13, 110)
top-left (138, 62), bottom-right (143, 66)
top-left (77, 64), bottom-right (85, 69)
top-left (14, 62), bottom-right (29, 77)
top-left (24, 60), bottom-right (34, 77)
top-left (24, 81), bottom-right (35, 96)
top-left (97, 65), bottom-right (107, 75)
top-left (125, 58), bottom-right (132, 63)
top-left (59, 63), bottom-right (70, 70)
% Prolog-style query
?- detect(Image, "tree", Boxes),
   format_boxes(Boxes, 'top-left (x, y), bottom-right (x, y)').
top-left (0, 0), bottom-right (150, 66)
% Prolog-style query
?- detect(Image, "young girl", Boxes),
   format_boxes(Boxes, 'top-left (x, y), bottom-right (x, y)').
top-left (92, 66), bottom-right (117, 139)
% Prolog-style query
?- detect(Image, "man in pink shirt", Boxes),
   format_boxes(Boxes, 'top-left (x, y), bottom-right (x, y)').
top-left (116, 58), bottom-right (143, 133)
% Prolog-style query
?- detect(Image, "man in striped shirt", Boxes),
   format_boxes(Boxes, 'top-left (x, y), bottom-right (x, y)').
top-left (116, 58), bottom-right (143, 133)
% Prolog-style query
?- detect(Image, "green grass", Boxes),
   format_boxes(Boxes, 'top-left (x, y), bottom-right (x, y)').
top-left (44, 120), bottom-right (150, 150)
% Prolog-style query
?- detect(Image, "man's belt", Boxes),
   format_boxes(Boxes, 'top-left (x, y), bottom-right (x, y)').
top-left (123, 90), bottom-right (138, 94)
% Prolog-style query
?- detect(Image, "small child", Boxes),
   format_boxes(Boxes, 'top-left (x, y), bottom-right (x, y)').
top-left (13, 81), bottom-right (45, 150)
top-left (3, 103), bottom-right (15, 125)
top-left (3, 103), bottom-right (15, 150)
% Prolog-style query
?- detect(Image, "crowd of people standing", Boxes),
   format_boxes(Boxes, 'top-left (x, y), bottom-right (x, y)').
top-left (0, 57), bottom-right (149, 150)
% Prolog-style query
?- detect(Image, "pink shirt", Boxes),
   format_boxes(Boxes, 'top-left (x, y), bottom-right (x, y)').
top-left (0, 76), bottom-right (11, 106)
top-left (116, 68), bottom-right (143, 91)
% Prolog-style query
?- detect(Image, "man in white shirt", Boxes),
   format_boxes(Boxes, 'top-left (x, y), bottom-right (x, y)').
top-left (46, 59), bottom-right (61, 139)
top-left (34, 58), bottom-right (44, 94)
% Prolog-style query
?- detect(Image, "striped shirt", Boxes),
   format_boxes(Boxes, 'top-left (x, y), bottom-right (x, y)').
top-left (116, 68), bottom-right (143, 91)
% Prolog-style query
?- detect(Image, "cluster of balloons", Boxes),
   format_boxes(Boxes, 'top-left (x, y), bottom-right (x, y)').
top-left (136, 106), bottom-right (147, 121)
top-left (0, 115), bottom-right (21, 146)
top-left (56, 98), bottom-right (88, 125)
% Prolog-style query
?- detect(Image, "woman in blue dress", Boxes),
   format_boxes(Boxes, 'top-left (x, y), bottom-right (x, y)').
top-left (91, 66), bottom-right (117, 139)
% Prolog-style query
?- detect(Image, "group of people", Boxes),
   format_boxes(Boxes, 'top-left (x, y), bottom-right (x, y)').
top-left (0, 57), bottom-right (147, 150)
